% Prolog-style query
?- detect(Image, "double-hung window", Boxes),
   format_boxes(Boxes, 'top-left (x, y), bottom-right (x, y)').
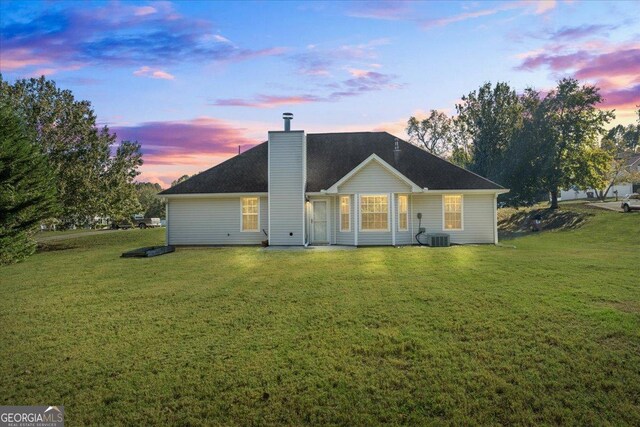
top-left (398, 195), bottom-right (408, 231)
top-left (241, 197), bottom-right (259, 232)
top-left (340, 196), bottom-right (351, 231)
top-left (443, 195), bottom-right (463, 230)
top-left (360, 195), bottom-right (389, 231)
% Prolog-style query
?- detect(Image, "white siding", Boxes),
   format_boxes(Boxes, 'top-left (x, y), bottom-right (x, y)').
top-left (168, 197), bottom-right (268, 245)
top-left (335, 161), bottom-right (411, 246)
top-left (411, 194), bottom-right (495, 244)
top-left (338, 161), bottom-right (411, 193)
top-left (269, 131), bottom-right (306, 245)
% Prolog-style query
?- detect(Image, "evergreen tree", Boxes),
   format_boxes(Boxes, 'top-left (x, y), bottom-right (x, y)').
top-left (0, 103), bottom-right (57, 264)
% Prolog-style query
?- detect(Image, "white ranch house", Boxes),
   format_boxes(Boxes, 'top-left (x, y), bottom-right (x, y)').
top-left (160, 114), bottom-right (508, 246)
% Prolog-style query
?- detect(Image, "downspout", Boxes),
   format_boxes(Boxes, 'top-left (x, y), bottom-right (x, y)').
top-left (493, 193), bottom-right (498, 244)
top-left (165, 199), bottom-right (169, 245)
top-left (304, 200), bottom-right (310, 247)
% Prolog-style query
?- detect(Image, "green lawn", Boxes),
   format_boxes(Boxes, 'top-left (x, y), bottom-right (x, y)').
top-left (1, 206), bottom-right (639, 425)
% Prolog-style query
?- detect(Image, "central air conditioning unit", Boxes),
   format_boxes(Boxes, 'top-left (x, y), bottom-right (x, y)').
top-left (426, 233), bottom-right (450, 247)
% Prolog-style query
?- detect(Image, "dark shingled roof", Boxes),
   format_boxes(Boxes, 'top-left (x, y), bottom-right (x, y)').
top-left (160, 132), bottom-right (503, 195)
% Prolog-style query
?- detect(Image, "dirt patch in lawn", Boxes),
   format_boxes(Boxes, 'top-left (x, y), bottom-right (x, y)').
top-left (608, 301), bottom-right (640, 314)
top-left (498, 206), bottom-right (591, 239)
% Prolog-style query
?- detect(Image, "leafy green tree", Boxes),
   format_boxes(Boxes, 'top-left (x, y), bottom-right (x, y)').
top-left (0, 103), bottom-right (57, 264)
top-left (136, 182), bottom-right (165, 218)
top-left (448, 117), bottom-right (473, 168)
top-left (406, 110), bottom-right (454, 156)
top-left (0, 75), bottom-right (143, 226)
top-left (101, 139), bottom-right (143, 222)
top-left (537, 79), bottom-right (614, 208)
top-left (456, 82), bottom-right (523, 183)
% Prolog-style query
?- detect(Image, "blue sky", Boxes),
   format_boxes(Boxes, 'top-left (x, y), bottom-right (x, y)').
top-left (1, 0), bottom-right (639, 186)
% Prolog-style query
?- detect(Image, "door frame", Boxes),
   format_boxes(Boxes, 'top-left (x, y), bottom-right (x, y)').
top-left (310, 198), bottom-right (331, 244)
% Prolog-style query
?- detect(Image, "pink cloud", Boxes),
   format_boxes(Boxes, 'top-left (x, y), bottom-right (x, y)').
top-left (211, 69), bottom-right (400, 108)
top-left (0, 48), bottom-right (48, 70)
top-left (116, 117), bottom-right (265, 187)
top-left (574, 49), bottom-right (640, 80)
top-left (112, 117), bottom-right (259, 167)
top-left (516, 39), bottom-right (640, 124)
top-left (133, 66), bottom-right (175, 80)
top-left (421, 0), bottom-right (557, 29)
top-left (134, 6), bottom-right (157, 16)
top-left (213, 95), bottom-right (320, 108)
top-left (0, 2), bottom-right (285, 76)
top-left (599, 84), bottom-right (640, 110)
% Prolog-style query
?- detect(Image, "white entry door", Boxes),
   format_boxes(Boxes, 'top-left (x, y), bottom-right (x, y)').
top-left (312, 201), bottom-right (328, 244)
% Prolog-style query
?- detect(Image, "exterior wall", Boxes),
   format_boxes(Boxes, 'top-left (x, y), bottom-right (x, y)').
top-left (560, 183), bottom-right (633, 200)
top-left (411, 193), bottom-right (495, 244)
top-left (334, 161), bottom-right (411, 246)
top-left (338, 160), bottom-right (411, 193)
top-left (268, 131), bottom-right (306, 245)
top-left (167, 196), bottom-right (268, 245)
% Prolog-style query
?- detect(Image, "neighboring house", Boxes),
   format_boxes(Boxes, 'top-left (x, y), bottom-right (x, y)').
top-left (159, 114), bottom-right (508, 246)
top-left (560, 154), bottom-right (640, 200)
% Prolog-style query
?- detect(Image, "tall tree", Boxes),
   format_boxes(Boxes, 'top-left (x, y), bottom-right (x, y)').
top-left (0, 75), bottom-right (143, 225)
top-left (101, 139), bottom-right (144, 221)
top-left (406, 110), bottom-right (454, 156)
top-left (501, 88), bottom-right (549, 205)
top-left (539, 78), bottom-right (614, 208)
top-left (456, 82), bottom-right (523, 183)
top-left (0, 103), bottom-right (57, 264)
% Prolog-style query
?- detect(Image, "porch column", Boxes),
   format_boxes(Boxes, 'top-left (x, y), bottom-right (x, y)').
top-left (354, 194), bottom-right (359, 246)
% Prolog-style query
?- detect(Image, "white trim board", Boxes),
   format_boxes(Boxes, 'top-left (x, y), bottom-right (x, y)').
top-left (160, 192), bottom-right (268, 199)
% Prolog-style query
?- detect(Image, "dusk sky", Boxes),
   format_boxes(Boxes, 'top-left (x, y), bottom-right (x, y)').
top-left (1, 0), bottom-right (639, 187)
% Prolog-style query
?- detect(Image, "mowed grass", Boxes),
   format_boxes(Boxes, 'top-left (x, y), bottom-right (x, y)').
top-left (1, 206), bottom-right (639, 425)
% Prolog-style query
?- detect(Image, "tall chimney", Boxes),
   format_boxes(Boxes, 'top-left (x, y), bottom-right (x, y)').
top-left (268, 113), bottom-right (306, 245)
top-left (283, 112), bottom-right (293, 132)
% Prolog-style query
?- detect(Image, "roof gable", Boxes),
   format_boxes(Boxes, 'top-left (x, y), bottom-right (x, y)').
top-left (326, 154), bottom-right (421, 193)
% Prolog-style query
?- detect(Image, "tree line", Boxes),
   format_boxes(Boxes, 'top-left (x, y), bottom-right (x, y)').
top-left (407, 78), bottom-right (639, 208)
